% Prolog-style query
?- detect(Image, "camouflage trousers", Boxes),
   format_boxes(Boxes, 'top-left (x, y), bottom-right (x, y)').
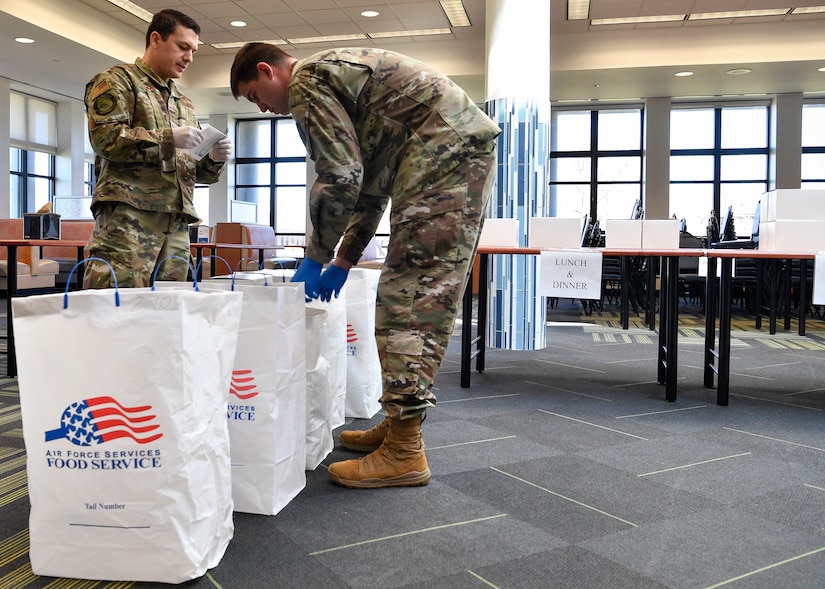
top-left (83, 202), bottom-right (192, 289)
top-left (377, 148), bottom-right (497, 419)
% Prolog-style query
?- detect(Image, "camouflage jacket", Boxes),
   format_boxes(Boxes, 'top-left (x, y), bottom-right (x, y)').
top-left (85, 58), bottom-right (224, 222)
top-left (288, 48), bottom-right (501, 265)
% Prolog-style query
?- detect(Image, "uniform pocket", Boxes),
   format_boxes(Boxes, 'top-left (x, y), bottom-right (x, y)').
top-left (407, 212), bottom-right (462, 269)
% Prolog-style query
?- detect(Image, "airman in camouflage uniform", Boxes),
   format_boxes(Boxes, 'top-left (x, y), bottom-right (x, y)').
top-left (231, 44), bottom-right (500, 489)
top-left (84, 9), bottom-right (230, 288)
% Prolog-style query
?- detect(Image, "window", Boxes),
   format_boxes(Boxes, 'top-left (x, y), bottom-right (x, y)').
top-left (802, 102), bottom-right (825, 189)
top-left (669, 104), bottom-right (769, 239)
top-left (550, 107), bottom-right (643, 225)
top-left (9, 92), bottom-right (57, 217)
top-left (9, 147), bottom-right (55, 217)
top-left (235, 118), bottom-right (306, 240)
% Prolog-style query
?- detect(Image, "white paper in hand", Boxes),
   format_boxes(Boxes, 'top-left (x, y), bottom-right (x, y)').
top-left (182, 124), bottom-right (227, 160)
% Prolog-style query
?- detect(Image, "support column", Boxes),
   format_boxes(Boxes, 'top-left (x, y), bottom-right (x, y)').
top-left (484, 0), bottom-right (550, 350)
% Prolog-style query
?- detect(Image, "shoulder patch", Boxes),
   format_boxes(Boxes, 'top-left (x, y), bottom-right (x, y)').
top-left (93, 92), bottom-right (117, 116)
top-left (88, 79), bottom-right (110, 101)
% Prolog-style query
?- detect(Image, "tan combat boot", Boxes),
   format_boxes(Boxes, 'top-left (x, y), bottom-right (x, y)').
top-left (339, 417), bottom-right (390, 452)
top-left (328, 415), bottom-right (430, 489)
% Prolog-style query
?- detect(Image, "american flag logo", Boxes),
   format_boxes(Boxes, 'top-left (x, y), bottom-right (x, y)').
top-left (346, 324), bottom-right (358, 343)
top-left (44, 396), bottom-right (162, 446)
top-left (230, 369), bottom-right (259, 400)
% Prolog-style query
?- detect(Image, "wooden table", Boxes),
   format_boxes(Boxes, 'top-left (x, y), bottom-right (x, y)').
top-left (461, 246), bottom-right (709, 402)
top-left (704, 249), bottom-right (817, 405)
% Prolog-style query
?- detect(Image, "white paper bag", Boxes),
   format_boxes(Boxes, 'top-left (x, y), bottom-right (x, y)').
top-left (237, 269), bottom-right (348, 430)
top-left (305, 308), bottom-right (334, 469)
top-left (307, 294), bottom-right (347, 429)
top-left (198, 279), bottom-right (307, 515)
top-left (12, 286), bottom-right (243, 583)
top-left (343, 268), bottom-right (382, 418)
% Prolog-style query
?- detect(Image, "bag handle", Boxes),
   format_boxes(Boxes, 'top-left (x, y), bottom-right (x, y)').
top-left (195, 254), bottom-right (232, 282)
top-left (151, 255), bottom-right (198, 291)
top-left (64, 257), bottom-right (120, 309)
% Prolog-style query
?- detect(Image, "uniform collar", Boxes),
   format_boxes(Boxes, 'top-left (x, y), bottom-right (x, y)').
top-left (135, 57), bottom-right (181, 96)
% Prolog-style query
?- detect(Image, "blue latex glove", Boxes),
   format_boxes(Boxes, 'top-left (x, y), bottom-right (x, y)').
top-left (318, 263), bottom-right (349, 302)
top-left (291, 258), bottom-right (322, 300)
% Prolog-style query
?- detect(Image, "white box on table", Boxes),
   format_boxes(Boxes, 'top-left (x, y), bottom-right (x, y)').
top-left (528, 217), bottom-right (583, 248)
top-left (641, 219), bottom-right (680, 249)
top-left (478, 218), bottom-right (519, 247)
top-left (605, 219), bottom-right (642, 248)
top-left (758, 220), bottom-right (825, 252)
top-left (763, 189), bottom-right (825, 222)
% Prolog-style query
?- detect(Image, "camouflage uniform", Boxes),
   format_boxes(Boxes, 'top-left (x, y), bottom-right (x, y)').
top-left (83, 58), bottom-right (225, 288)
top-left (289, 48), bottom-right (501, 419)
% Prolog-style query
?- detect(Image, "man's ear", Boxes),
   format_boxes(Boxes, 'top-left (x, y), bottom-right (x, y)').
top-left (256, 62), bottom-right (275, 79)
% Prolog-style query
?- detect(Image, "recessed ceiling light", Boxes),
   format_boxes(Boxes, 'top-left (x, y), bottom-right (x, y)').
top-left (567, 0), bottom-right (590, 20)
top-left (689, 9), bottom-right (788, 20)
top-left (230, 21), bottom-right (247, 27)
top-left (792, 6), bottom-right (825, 14)
top-left (726, 68), bottom-right (752, 75)
top-left (368, 28), bottom-right (452, 38)
top-left (288, 33), bottom-right (367, 44)
top-left (361, 10), bottom-right (379, 17)
top-left (105, 0), bottom-right (153, 22)
top-left (439, 0), bottom-right (471, 27)
top-left (592, 14), bottom-right (685, 25)
top-left (15, 37), bottom-right (35, 44)
top-left (818, 66), bottom-right (825, 72)
top-left (675, 71), bottom-right (694, 77)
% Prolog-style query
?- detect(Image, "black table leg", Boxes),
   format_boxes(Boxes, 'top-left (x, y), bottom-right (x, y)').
top-left (476, 254), bottom-right (489, 373)
top-left (621, 256), bottom-right (629, 329)
top-left (6, 246), bottom-right (18, 378)
top-left (657, 257), bottom-right (668, 386)
top-left (717, 257), bottom-right (733, 406)
top-left (703, 257), bottom-right (718, 388)
top-left (799, 259), bottom-right (808, 336)
top-left (665, 256), bottom-right (679, 402)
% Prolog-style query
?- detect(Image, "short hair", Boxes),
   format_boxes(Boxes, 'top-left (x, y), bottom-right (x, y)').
top-left (146, 9), bottom-right (201, 47)
top-left (230, 43), bottom-right (293, 99)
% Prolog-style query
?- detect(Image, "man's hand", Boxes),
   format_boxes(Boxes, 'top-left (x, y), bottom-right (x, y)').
top-left (172, 126), bottom-right (204, 149)
top-left (291, 259), bottom-right (323, 300)
top-left (318, 263), bottom-right (349, 302)
top-left (209, 137), bottom-right (232, 162)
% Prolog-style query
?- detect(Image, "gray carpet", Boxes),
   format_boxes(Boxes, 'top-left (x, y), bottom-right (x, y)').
top-left (1, 299), bottom-right (824, 588)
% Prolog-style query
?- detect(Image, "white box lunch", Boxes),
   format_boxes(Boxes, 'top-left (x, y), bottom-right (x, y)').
top-left (758, 220), bottom-right (825, 252)
top-left (478, 218), bottom-right (519, 247)
top-left (605, 219), bottom-right (642, 248)
top-left (642, 219), bottom-right (681, 249)
top-left (763, 189), bottom-right (825, 222)
top-left (528, 217), bottom-right (584, 248)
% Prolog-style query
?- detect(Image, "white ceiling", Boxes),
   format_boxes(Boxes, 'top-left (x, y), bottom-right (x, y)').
top-left (2, 0), bottom-right (825, 115)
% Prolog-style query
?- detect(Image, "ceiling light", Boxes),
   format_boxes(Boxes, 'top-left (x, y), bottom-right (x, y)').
top-left (439, 0), bottom-right (471, 27)
top-left (287, 33), bottom-right (367, 44)
top-left (368, 28), bottom-right (452, 38)
top-left (819, 66), bottom-right (825, 72)
top-left (792, 6), bottom-right (825, 14)
top-left (105, 0), bottom-right (153, 22)
top-left (592, 14), bottom-right (685, 25)
top-left (361, 10), bottom-right (380, 17)
top-left (689, 9), bottom-right (789, 20)
top-left (212, 39), bottom-right (287, 49)
top-left (567, 0), bottom-right (590, 20)
top-left (726, 68), bottom-right (752, 75)
top-left (230, 21), bottom-right (247, 27)
top-left (674, 71), bottom-right (693, 77)
top-left (15, 37), bottom-right (35, 44)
